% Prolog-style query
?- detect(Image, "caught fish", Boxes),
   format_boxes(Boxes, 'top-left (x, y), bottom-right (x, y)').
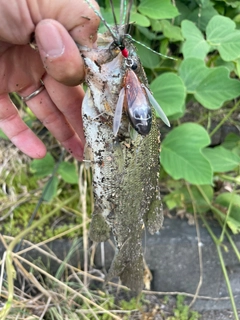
top-left (79, 0), bottom-right (169, 293)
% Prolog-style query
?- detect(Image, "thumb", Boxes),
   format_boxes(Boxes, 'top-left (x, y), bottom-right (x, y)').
top-left (35, 19), bottom-right (84, 86)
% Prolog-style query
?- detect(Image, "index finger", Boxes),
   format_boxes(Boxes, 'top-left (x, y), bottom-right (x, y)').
top-left (0, 0), bottom-right (100, 46)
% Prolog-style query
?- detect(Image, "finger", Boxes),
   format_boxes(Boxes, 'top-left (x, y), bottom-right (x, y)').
top-left (43, 74), bottom-right (85, 144)
top-left (0, 44), bottom-right (45, 93)
top-left (67, 0), bottom-right (100, 46)
top-left (0, 0), bottom-right (100, 45)
top-left (0, 93), bottom-right (46, 158)
top-left (35, 19), bottom-right (84, 86)
top-left (23, 81), bottom-right (84, 161)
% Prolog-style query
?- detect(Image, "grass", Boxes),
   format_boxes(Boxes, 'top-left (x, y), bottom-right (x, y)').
top-left (0, 136), bottom-right (201, 319)
top-left (0, 118), bottom-right (239, 319)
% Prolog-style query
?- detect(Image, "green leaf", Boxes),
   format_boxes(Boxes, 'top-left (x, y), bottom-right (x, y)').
top-left (203, 146), bottom-right (240, 172)
top-left (214, 57), bottom-right (235, 73)
top-left (179, 58), bottom-right (209, 92)
top-left (134, 42), bottom-right (160, 69)
top-left (195, 67), bottom-right (240, 109)
top-left (190, 185), bottom-right (213, 213)
top-left (183, 185), bottom-right (213, 213)
top-left (0, 129), bottom-right (9, 140)
top-left (222, 133), bottom-right (240, 150)
top-left (179, 58), bottom-right (240, 109)
top-left (164, 185), bottom-right (213, 213)
top-left (174, 2), bottom-right (191, 26)
top-left (160, 20), bottom-right (184, 42)
top-left (216, 193), bottom-right (240, 219)
top-left (187, 0), bottom-right (218, 31)
top-left (138, 0), bottom-right (179, 20)
top-left (235, 58), bottom-right (240, 77)
top-left (161, 123), bottom-right (212, 184)
top-left (206, 15), bottom-right (240, 61)
top-left (100, 6), bottom-right (150, 28)
top-left (43, 176), bottom-right (59, 202)
top-left (58, 162), bottom-right (78, 184)
top-left (131, 12), bottom-right (150, 27)
top-left (150, 73), bottom-right (186, 117)
top-left (30, 153), bottom-right (55, 178)
top-left (181, 20), bottom-right (210, 59)
top-left (216, 193), bottom-right (240, 234)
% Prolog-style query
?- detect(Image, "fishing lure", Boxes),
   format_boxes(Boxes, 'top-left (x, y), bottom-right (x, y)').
top-left (85, 0), bottom-right (170, 137)
top-left (113, 56), bottom-right (170, 136)
top-left (79, 0), bottom-right (168, 293)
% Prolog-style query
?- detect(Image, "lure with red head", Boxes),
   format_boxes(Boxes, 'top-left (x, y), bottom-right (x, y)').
top-left (121, 47), bottom-right (129, 58)
top-left (113, 56), bottom-right (170, 136)
top-left (113, 58), bottom-right (152, 136)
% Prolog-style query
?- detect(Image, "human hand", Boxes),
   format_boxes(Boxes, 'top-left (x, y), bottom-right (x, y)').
top-left (0, 0), bottom-right (100, 160)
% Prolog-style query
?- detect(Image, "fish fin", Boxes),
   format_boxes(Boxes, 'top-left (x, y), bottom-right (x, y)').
top-left (105, 237), bottom-right (144, 294)
top-left (90, 211), bottom-right (110, 242)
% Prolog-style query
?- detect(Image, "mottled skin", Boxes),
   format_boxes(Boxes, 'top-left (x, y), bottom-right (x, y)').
top-left (80, 34), bottom-right (163, 293)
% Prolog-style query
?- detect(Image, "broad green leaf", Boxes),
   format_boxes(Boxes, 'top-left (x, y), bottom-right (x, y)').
top-left (174, 1), bottom-right (191, 26)
top-left (43, 176), bottom-right (59, 202)
top-left (179, 58), bottom-right (240, 109)
top-left (131, 12), bottom-right (150, 27)
top-left (161, 123), bottom-right (212, 184)
top-left (58, 162), bottom-right (78, 184)
top-left (30, 153), bottom-right (55, 178)
top-left (164, 185), bottom-right (213, 213)
top-left (137, 26), bottom-right (163, 41)
top-left (214, 57), bottom-right (235, 72)
top-left (206, 15), bottom-right (240, 61)
top-left (187, 1), bottom-right (218, 31)
top-left (160, 20), bottom-right (184, 41)
top-left (150, 73), bottom-right (186, 116)
top-left (135, 42), bottom-right (160, 68)
top-left (138, 0), bottom-right (179, 20)
top-left (216, 193), bottom-right (240, 233)
top-left (235, 58), bottom-right (240, 77)
top-left (216, 193), bottom-right (240, 219)
top-left (203, 146), bottom-right (240, 172)
top-left (181, 20), bottom-right (210, 59)
top-left (195, 67), bottom-right (240, 109)
top-left (179, 58), bottom-right (210, 92)
top-left (222, 133), bottom-right (240, 150)
top-left (183, 185), bottom-right (213, 213)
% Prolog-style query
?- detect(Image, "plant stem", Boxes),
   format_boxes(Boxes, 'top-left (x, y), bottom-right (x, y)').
top-left (216, 245), bottom-right (239, 320)
top-left (209, 100), bottom-right (240, 137)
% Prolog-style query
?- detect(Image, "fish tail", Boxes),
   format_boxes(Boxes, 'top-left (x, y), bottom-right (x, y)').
top-left (105, 239), bottom-right (144, 294)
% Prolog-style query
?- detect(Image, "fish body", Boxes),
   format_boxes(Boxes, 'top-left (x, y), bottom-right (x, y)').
top-left (80, 34), bottom-right (163, 293)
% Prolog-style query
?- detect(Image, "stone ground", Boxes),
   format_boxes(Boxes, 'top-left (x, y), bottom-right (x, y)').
top-left (94, 217), bottom-right (240, 319)
top-left (1, 217), bottom-right (239, 319)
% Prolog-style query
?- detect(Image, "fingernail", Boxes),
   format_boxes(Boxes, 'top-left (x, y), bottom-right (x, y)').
top-left (37, 22), bottom-right (64, 57)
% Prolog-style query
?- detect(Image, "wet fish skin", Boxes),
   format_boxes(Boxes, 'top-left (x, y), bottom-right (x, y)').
top-left (80, 35), bottom-right (163, 293)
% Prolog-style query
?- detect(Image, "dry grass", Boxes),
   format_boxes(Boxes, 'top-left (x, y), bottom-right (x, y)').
top-left (0, 140), bottom-right (137, 319)
top-left (0, 132), bottom-right (232, 320)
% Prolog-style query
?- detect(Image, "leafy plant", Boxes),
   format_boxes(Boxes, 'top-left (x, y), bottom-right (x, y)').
top-left (30, 152), bottom-right (79, 201)
top-left (99, 0), bottom-right (240, 229)
top-left (167, 295), bottom-right (200, 320)
top-left (99, 0), bottom-right (240, 317)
